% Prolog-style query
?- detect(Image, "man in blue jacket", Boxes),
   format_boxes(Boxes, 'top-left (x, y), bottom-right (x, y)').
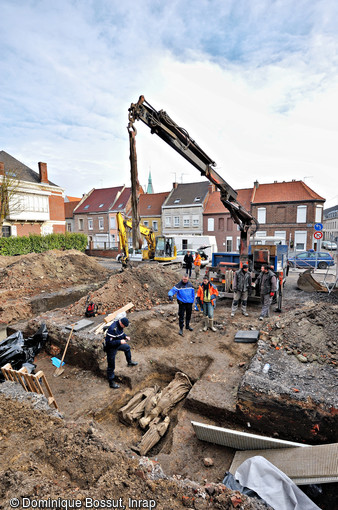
top-left (168, 275), bottom-right (195, 336)
top-left (104, 317), bottom-right (138, 389)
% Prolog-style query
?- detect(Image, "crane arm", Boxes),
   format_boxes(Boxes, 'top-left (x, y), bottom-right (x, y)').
top-left (128, 95), bottom-right (258, 235)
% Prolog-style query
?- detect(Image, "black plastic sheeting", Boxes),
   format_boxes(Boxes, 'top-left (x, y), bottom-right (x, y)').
top-left (0, 324), bottom-right (48, 381)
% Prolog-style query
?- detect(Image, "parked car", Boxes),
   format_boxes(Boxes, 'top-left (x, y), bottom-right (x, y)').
top-left (321, 241), bottom-right (337, 251)
top-left (176, 249), bottom-right (209, 267)
top-left (116, 248), bottom-right (143, 262)
top-left (288, 250), bottom-right (334, 269)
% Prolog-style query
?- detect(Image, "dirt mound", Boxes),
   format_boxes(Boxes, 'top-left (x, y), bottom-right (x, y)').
top-left (68, 264), bottom-right (181, 316)
top-left (268, 301), bottom-right (337, 366)
top-left (0, 250), bottom-right (109, 325)
top-left (0, 388), bottom-right (267, 509)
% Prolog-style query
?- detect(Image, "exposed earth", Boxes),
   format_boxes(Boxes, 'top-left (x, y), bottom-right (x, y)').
top-left (0, 250), bottom-right (337, 509)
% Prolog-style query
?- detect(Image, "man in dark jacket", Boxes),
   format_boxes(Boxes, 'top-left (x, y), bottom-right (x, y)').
top-left (168, 275), bottom-right (195, 336)
top-left (231, 264), bottom-right (252, 317)
top-left (104, 317), bottom-right (138, 389)
top-left (256, 265), bottom-right (277, 320)
top-left (184, 251), bottom-right (194, 277)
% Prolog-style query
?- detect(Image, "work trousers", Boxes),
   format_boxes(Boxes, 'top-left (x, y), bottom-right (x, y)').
top-left (260, 293), bottom-right (272, 318)
top-left (202, 301), bottom-right (214, 319)
top-left (194, 266), bottom-right (201, 279)
top-left (232, 290), bottom-right (248, 313)
top-left (106, 343), bottom-right (131, 382)
top-left (178, 302), bottom-right (193, 329)
top-left (185, 265), bottom-right (192, 277)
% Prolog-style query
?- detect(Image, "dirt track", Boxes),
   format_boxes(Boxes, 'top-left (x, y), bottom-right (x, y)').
top-left (0, 251), bottom-right (337, 509)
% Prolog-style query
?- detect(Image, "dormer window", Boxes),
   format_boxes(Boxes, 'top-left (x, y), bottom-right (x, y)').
top-left (194, 196), bottom-right (201, 202)
top-left (99, 203), bottom-right (104, 208)
top-left (118, 203), bottom-right (123, 208)
top-left (174, 199), bottom-right (181, 204)
top-left (84, 205), bottom-right (90, 209)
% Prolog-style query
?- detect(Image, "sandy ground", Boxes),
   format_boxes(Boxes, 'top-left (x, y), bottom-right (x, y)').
top-left (0, 251), bottom-right (337, 509)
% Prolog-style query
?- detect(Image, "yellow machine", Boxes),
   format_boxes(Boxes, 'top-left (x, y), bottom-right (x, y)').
top-left (116, 212), bottom-right (176, 266)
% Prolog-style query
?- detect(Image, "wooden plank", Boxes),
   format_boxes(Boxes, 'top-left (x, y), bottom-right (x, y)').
top-left (41, 374), bottom-right (59, 410)
top-left (94, 302), bottom-right (134, 335)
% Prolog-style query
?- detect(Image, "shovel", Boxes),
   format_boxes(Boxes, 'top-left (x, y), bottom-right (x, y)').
top-left (53, 324), bottom-right (75, 377)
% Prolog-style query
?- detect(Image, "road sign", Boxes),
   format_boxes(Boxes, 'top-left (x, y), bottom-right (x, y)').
top-left (314, 231), bottom-right (323, 240)
top-left (314, 223), bottom-right (323, 231)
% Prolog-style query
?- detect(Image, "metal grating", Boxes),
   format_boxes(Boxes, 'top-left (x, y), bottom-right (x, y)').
top-left (230, 443), bottom-right (338, 485)
top-left (191, 421), bottom-right (309, 450)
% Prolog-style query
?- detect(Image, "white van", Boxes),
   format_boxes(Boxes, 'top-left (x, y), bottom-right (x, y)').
top-left (172, 235), bottom-right (217, 260)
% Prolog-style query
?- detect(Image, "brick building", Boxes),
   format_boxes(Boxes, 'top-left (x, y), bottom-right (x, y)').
top-left (203, 180), bottom-right (325, 252)
top-left (0, 151), bottom-right (65, 237)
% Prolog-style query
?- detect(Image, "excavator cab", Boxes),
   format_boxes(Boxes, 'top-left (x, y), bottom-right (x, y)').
top-left (154, 236), bottom-right (176, 262)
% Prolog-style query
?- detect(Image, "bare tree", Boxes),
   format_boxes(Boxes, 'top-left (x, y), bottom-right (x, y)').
top-left (0, 169), bottom-right (22, 237)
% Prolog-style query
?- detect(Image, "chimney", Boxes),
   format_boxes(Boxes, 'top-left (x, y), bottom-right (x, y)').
top-left (254, 180), bottom-right (259, 189)
top-left (0, 162), bottom-right (4, 176)
top-left (173, 182), bottom-right (178, 189)
top-left (208, 183), bottom-right (215, 193)
top-left (38, 162), bottom-right (49, 184)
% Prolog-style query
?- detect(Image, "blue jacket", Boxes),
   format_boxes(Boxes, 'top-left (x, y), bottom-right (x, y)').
top-left (168, 280), bottom-right (195, 304)
top-left (105, 320), bottom-right (126, 349)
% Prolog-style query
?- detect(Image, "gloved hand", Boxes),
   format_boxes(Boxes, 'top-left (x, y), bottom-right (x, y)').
top-left (270, 292), bottom-right (275, 297)
top-left (168, 296), bottom-right (173, 302)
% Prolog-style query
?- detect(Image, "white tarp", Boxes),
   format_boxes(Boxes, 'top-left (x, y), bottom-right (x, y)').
top-left (235, 456), bottom-right (320, 510)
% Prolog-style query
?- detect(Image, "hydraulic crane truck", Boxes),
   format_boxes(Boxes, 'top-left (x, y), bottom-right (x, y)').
top-left (127, 95), bottom-right (286, 311)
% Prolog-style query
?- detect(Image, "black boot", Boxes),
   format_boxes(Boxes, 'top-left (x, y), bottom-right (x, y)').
top-left (127, 361), bottom-right (138, 366)
top-left (186, 325), bottom-right (193, 331)
top-left (179, 328), bottom-right (183, 336)
top-left (109, 381), bottom-right (120, 389)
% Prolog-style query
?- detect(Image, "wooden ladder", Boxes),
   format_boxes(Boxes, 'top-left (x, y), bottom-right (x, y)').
top-left (1, 363), bottom-right (59, 410)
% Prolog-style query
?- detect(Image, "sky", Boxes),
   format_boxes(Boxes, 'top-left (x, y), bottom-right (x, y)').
top-left (1, 0), bottom-right (338, 207)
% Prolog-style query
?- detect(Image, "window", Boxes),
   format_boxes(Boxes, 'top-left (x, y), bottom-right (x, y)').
top-left (183, 216), bottom-right (190, 227)
top-left (2, 226), bottom-right (11, 237)
top-left (257, 207), bottom-right (266, 224)
top-left (67, 223), bottom-right (72, 232)
top-left (99, 217), bottom-right (104, 230)
top-left (84, 205), bottom-right (89, 210)
top-left (236, 236), bottom-right (240, 251)
top-left (165, 216), bottom-right (171, 227)
top-left (208, 218), bottom-right (214, 231)
top-left (78, 218), bottom-right (84, 230)
top-left (227, 217), bottom-right (233, 230)
top-left (88, 218), bottom-right (93, 230)
top-left (192, 215), bottom-right (199, 227)
top-left (174, 199), bottom-right (181, 204)
top-left (297, 205), bottom-right (307, 223)
top-left (295, 231), bottom-right (307, 251)
top-left (174, 216), bottom-right (180, 227)
top-left (315, 206), bottom-right (323, 223)
top-left (147, 205), bottom-right (152, 209)
top-left (152, 221), bottom-right (158, 232)
top-left (110, 217), bottom-right (116, 229)
top-left (99, 203), bottom-right (104, 208)
top-left (226, 236), bottom-right (232, 251)
top-left (194, 196), bottom-right (201, 202)
top-left (143, 221), bottom-right (149, 227)
top-left (274, 231), bottom-right (286, 243)
top-left (218, 217), bottom-right (224, 231)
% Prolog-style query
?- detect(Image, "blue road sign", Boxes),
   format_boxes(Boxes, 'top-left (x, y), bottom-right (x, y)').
top-left (314, 223), bottom-right (323, 231)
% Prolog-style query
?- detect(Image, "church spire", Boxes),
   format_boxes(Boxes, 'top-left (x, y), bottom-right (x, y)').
top-left (146, 170), bottom-right (154, 194)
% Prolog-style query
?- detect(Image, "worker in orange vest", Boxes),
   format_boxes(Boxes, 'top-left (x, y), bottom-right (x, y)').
top-left (194, 252), bottom-right (202, 280)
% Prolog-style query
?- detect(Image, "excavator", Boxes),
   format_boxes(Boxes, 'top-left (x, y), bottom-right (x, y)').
top-left (116, 211), bottom-right (176, 267)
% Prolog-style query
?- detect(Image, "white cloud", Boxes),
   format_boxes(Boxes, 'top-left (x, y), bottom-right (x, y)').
top-left (0, 0), bottom-right (338, 206)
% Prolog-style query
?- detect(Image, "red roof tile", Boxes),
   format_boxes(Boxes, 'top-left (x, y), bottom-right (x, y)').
top-left (65, 201), bottom-right (80, 218)
top-left (139, 192), bottom-right (170, 216)
top-left (204, 188), bottom-right (252, 214)
top-left (75, 186), bottom-right (124, 213)
top-left (252, 181), bottom-right (325, 204)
